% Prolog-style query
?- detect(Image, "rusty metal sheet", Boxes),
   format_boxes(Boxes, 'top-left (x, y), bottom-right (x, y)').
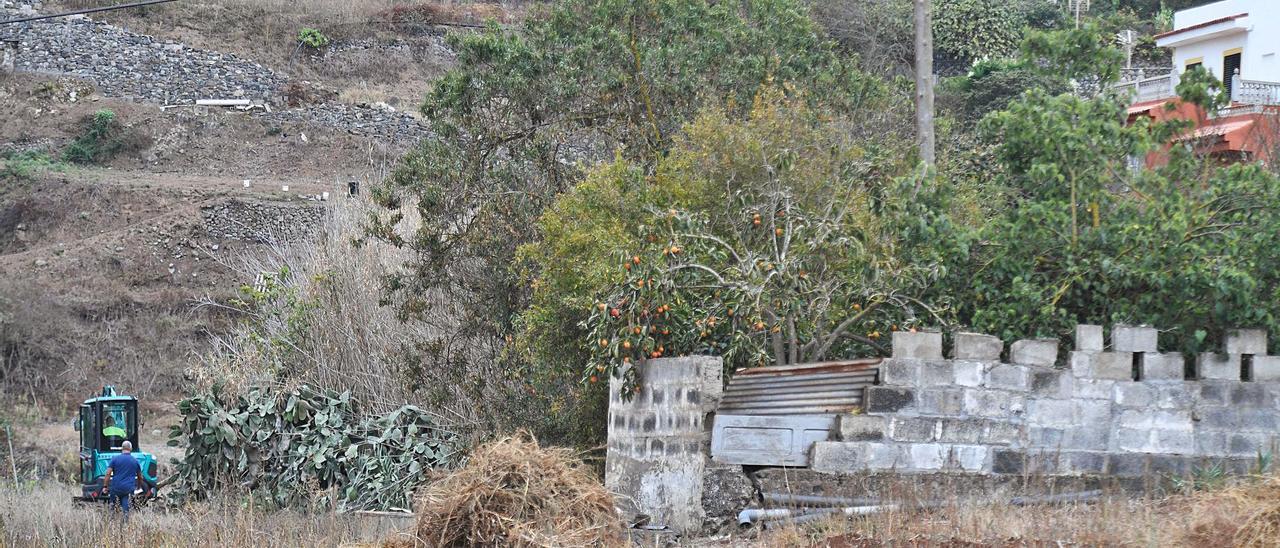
top-left (716, 360), bottom-right (881, 416)
top-left (710, 414), bottom-right (835, 466)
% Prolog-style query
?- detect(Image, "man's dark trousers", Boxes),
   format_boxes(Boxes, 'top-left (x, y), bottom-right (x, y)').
top-left (108, 489), bottom-right (131, 520)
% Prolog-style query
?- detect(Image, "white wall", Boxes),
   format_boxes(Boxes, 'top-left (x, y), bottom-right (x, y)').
top-left (1169, 0), bottom-right (1280, 86)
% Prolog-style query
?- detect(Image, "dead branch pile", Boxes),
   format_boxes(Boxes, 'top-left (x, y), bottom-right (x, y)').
top-left (390, 433), bottom-right (622, 548)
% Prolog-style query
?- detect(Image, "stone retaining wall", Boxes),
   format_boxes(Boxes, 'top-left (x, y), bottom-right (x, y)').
top-left (812, 326), bottom-right (1280, 477)
top-left (201, 199), bottom-right (325, 244)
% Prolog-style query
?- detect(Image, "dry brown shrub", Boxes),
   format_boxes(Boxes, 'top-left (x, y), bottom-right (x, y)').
top-left (389, 433), bottom-right (622, 548)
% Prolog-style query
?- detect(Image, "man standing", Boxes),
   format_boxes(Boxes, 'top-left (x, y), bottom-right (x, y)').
top-left (101, 440), bottom-right (147, 520)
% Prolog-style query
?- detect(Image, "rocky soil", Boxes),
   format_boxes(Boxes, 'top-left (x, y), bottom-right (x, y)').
top-left (1, 0), bottom-right (431, 144)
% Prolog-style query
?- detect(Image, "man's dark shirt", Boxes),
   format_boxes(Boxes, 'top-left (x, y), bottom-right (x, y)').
top-left (107, 453), bottom-right (139, 493)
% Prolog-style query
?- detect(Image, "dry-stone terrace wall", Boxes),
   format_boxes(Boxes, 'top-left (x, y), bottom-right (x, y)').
top-left (201, 199), bottom-right (324, 244)
top-left (0, 2), bottom-right (430, 143)
top-left (1, 2), bottom-right (283, 103)
top-left (813, 327), bottom-right (1280, 477)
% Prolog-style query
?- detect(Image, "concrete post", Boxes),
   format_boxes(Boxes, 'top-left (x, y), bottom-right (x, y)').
top-left (605, 356), bottom-right (722, 535)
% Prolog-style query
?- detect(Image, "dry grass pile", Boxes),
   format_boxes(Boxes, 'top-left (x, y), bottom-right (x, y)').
top-left (390, 434), bottom-right (621, 548)
top-left (1183, 475), bottom-right (1280, 547)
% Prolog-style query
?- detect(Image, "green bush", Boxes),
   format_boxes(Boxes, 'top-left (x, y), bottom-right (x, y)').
top-left (297, 28), bottom-right (330, 49)
top-left (0, 149), bottom-right (64, 180)
top-left (62, 109), bottom-right (139, 165)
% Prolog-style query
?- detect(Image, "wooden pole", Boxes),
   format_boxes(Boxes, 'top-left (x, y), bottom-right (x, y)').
top-left (914, 0), bottom-right (936, 168)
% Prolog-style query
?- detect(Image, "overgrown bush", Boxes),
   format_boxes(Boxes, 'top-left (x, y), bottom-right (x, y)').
top-left (62, 109), bottom-right (146, 165)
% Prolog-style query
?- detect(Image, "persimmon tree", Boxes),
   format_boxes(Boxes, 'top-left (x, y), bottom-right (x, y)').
top-left (523, 91), bottom-right (958, 390)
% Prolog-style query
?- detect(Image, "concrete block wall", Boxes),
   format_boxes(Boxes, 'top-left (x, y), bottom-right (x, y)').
top-left (605, 356), bottom-right (723, 534)
top-left (812, 326), bottom-right (1280, 477)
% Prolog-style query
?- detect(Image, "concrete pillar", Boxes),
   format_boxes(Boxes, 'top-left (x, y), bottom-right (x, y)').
top-left (605, 356), bottom-right (722, 535)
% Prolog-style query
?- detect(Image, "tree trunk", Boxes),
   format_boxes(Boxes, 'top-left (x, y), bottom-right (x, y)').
top-left (914, 0), bottom-right (935, 167)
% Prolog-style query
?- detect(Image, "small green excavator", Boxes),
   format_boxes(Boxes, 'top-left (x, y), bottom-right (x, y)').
top-left (72, 386), bottom-right (160, 504)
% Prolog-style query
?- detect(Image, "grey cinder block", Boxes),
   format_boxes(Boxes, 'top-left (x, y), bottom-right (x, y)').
top-left (918, 360), bottom-right (955, 387)
top-left (1010, 339), bottom-right (1058, 367)
top-left (953, 332), bottom-right (1002, 360)
top-left (1112, 325), bottom-right (1158, 353)
top-left (1075, 324), bottom-right (1104, 352)
top-left (881, 359), bottom-right (921, 386)
top-left (1226, 328), bottom-right (1268, 355)
top-left (908, 443), bottom-right (947, 470)
top-left (915, 388), bottom-right (963, 415)
top-left (837, 414), bottom-right (886, 442)
top-left (938, 418), bottom-right (985, 444)
top-left (1253, 355), bottom-right (1280, 382)
top-left (947, 445), bottom-right (990, 472)
top-left (1069, 351), bottom-right (1096, 378)
top-left (865, 387), bottom-right (915, 413)
top-left (1093, 352), bottom-right (1134, 380)
top-left (1113, 382), bottom-right (1155, 408)
top-left (810, 441), bottom-right (867, 473)
top-left (953, 361), bottom-right (986, 387)
top-left (890, 417), bottom-right (939, 442)
top-left (1141, 352), bottom-right (1185, 381)
top-left (987, 363), bottom-right (1032, 392)
top-left (1025, 399), bottom-right (1074, 428)
top-left (962, 389), bottom-right (1025, 418)
top-left (1197, 353), bottom-right (1241, 381)
top-left (891, 330), bottom-right (943, 359)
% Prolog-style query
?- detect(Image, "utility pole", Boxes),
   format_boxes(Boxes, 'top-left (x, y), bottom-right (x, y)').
top-left (914, 0), bottom-right (935, 167)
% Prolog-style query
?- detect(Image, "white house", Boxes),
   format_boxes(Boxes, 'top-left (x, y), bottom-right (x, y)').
top-left (1146, 0), bottom-right (1280, 103)
top-left (1117, 0), bottom-right (1280, 166)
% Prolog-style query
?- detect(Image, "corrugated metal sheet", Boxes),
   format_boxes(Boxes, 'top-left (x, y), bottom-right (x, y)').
top-left (716, 359), bottom-right (881, 416)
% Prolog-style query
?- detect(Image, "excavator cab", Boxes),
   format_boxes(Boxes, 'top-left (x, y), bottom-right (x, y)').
top-left (73, 386), bottom-right (159, 503)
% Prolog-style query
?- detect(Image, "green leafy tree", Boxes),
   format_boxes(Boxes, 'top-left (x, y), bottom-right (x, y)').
top-left (933, 0), bottom-right (1023, 62)
top-left (371, 0), bottom-right (896, 444)
top-left (959, 27), bottom-right (1280, 351)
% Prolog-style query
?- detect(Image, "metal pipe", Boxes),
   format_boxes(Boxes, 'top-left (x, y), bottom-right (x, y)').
top-left (738, 490), bottom-right (1106, 528)
top-left (738, 504), bottom-right (902, 527)
top-left (771, 504), bottom-right (902, 527)
top-left (761, 493), bottom-right (881, 508)
top-left (1009, 490), bottom-right (1102, 506)
top-left (1, 0), bottom-right (180, 26)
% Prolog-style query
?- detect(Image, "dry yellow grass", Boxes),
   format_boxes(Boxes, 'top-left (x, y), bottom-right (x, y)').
top-left (753, 474), bottom-right (1280, 547)
top-left (0, 481), bottom-right (403, 547)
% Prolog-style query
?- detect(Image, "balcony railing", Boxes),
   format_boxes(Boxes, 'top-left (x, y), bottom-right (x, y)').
top-left (1113, 71), bottom-right (1176, 102)
top-left (1231, 79), bottom-right (1280, 105)
top-left (1114, 71), bottom-right (1280, 116)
